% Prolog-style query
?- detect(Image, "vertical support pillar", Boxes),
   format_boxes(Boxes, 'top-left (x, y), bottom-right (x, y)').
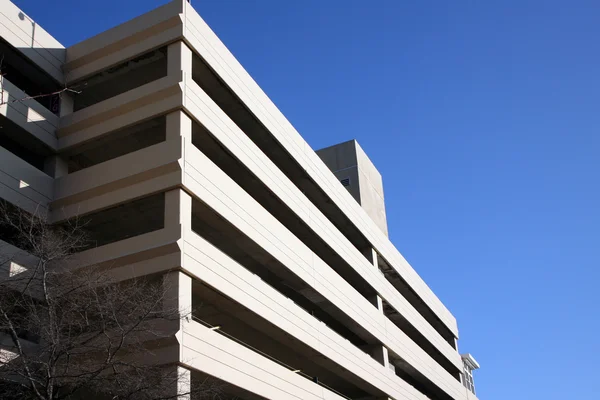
top-left (164, 110), bottom-right (193, 256)
top-left (364, 245), bottom-right (393, 382)
top-left (372, 248), bottom-right (379, 271)
top-left (365, 246), bottom-right (385, 314)
top-left (163, 270), bottom-right (193, 326)
top-left (164, 189), bottom-right (192, 230)
top-left (176, 365), bottom-right (192, 399)
top-left (43, 92), bottom-right (73, 180)
top-left (59, 93), bottom-right (74, 117)
top-left (361, 344), bottom-right (390, 370)
top-left (163, 364), bottom-right (192, 400)
top-left (168, 40), bottom-right (193, 77)
top-left (162, 271), bottom-right (193, 399)
top-left (44, 156), bottom-right (68, 178)
top-left (363, 247), bottom-right (379, 269)
top-left (164, 188), bottom-right (193, 259)
top-left (166, 110), bottom-right (193, 142)
top-left (368, 293), bottom-right (384, 315)
top-left (372, 345), bottom-right (389, 369)
top-left (164, 110), bottom-right (192, 242)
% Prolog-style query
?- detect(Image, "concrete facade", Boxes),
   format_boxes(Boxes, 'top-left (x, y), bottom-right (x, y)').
top-left (0, 1), bottom-right (479, 399)
top-left (317, 140), bottom-right (388, 237)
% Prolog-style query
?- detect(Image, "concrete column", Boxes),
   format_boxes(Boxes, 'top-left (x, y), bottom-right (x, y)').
top-left (164, 189), bottom-right (192, 233)
top-left (362, 344), bottom-right (390, 370)
top-left (372, 345), bottom-right (389, 369)
top-left (177, 365), bottom-right (191, 399)
top-left (363, 247), bottom-right (379, 269)
top-left (164, 111), bottom-right (193, 251)
top-left (163, 270), bottom-right (193, 323)
top-left (166, 110), bottom-right (192, 142)
top-left (361, 246), bottom-right (377, 265)
top-left (368, 293), bottom-right (384, 315)
top-left (163, 364), bottom-right (192, 399)
top-left (44, 155), bottom-right (68, 178)
top-left (168, 40), bottom-right (193, 77)
top-left (365, 246), bottom-right (385, 315)
top-left (59, 93), bottom-right (74, 117)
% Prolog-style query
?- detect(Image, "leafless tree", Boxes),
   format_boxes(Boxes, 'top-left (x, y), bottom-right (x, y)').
top-left (0, 54), bottom-right (80, 108)
top-left (0, 203), bottom-right (227, 400)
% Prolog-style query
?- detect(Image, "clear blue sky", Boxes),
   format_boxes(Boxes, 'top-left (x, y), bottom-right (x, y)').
top-left (15, 0), bottom-right (600, 399)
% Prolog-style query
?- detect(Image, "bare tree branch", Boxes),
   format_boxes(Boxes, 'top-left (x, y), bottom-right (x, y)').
top-left (0, 86), bottom-right (81, 108)
top-left (0, 203), bottom-right (225, 399)
top-left (0, 53), bottom-right (81, 109)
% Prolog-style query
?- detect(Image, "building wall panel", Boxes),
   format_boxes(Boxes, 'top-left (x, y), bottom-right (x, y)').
top-left (181, 4), bottom-right (458, 335)
top-left (183, 146), bottom-right (465, 400)
top-left (184, 79), bottom-right (462, 371)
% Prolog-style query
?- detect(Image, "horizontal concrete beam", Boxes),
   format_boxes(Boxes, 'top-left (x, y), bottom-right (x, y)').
top-left (1, 77), bottom-right (59, 149)
top-left (0, 147), bottom-right (53, 212)
top-left (181, 2), bottom-right (458, 336)
top-left (183, 320), bottom-right (349, 400)
top-left (0, 0), bottom-right (65, 82)
top-left (182, 146), bottom-right (465, 400)
top-left (58, 75), bottom-right (181, 137)
top-left (183, 78), bottom-right (461, 372)
top-left (183, 232), bottom-right (426, 400)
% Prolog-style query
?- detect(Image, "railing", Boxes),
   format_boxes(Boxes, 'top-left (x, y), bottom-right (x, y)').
top-left (191, 315), bottom-right (352, 400)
